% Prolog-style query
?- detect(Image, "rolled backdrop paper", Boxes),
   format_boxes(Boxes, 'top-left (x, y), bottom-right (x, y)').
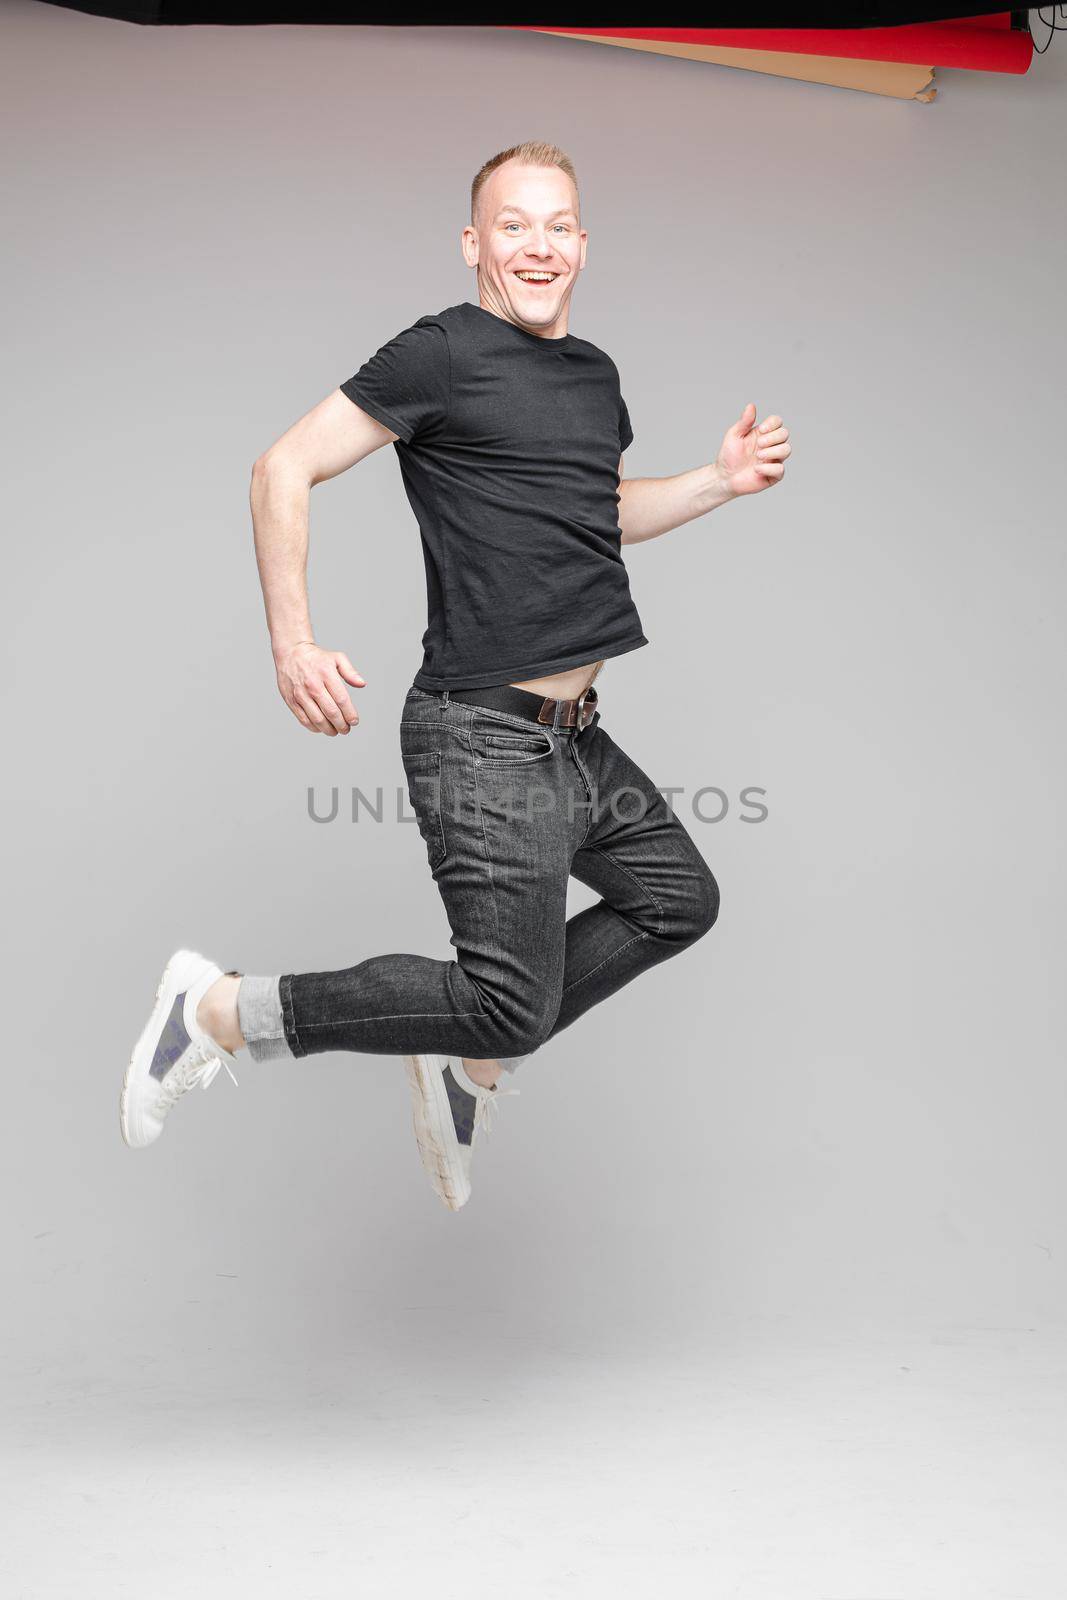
top-left (514, 14), bottom-right (1033, 72)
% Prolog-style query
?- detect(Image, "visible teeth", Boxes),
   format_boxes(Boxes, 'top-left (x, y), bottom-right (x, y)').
top-left (517, 272), bottom-right (556, 281)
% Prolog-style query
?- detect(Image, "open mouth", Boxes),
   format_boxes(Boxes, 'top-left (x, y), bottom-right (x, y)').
top-left (514, 271), bottom-right (559, 286)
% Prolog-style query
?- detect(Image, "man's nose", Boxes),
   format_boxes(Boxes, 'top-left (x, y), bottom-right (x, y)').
top-left (525, 233), bottom-right (554, 259)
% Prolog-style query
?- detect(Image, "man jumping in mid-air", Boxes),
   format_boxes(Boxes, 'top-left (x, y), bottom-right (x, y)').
top-left (120, 140), bottom-right (791, 1210)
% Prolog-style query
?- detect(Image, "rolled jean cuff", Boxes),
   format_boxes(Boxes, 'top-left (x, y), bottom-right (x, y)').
top-left (237, 974), bottom-right (296, 1062)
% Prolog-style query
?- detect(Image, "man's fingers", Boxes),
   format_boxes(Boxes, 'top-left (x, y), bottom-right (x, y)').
top-left (324, 670), bottom-right (360, 728)
top-left (307, 681), bottom-right (349, 735)
top-left (277, 645), bottom-right (363, 733)
top-left (294, 688), bottom-right (337, 735)
top-left (294, 689), bottom-right (331, 734)
top-left (335, 652), bottom-right (366, 688)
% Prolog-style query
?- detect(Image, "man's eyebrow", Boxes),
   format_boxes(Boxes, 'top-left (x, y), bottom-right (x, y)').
top-left (493, 206), bottom-right (578, 222)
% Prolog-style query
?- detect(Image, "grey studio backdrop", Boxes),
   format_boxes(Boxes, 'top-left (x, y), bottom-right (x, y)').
top-left (4, 3), bottom-right (1067, 1596)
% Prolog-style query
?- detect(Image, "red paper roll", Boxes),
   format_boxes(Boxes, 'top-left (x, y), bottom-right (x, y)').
top-left (513, 15), bottom-right (1032, 72)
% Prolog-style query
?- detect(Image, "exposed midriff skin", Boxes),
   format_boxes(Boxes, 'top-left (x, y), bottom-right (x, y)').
top-left (510, 658), bottom-right (604, 700)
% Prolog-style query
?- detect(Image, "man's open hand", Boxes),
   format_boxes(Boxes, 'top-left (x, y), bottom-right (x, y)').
top-left (275, 642), bottom-right (365, 735)
top-left (715, 404), bottom-right (791, 499)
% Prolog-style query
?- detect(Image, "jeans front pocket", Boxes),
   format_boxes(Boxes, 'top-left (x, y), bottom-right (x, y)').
top-left (402, 749), bottom-right (447, 873)
top-left (470, 714), bottom-right (556, 767)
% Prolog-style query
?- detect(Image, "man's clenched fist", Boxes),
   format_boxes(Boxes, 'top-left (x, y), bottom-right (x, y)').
top-left (275, 642), bottom-right (365, 735)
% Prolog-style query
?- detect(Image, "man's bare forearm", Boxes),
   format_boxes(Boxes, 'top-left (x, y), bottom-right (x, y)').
top-left (618, 463), bottom-right (736, 547)
top-left (249, 455), bottom-right (316, 660)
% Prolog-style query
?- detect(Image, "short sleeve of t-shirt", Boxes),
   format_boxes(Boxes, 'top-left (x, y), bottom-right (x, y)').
top-left (340, 321), bottom-right (451, 444)
top-left (619, 395), bottom-right (634, 454)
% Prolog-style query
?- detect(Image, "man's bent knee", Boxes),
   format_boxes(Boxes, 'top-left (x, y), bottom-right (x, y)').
top-left (677, 863), bottom-right (720, 946)
top-left (475, 999), bottom-right (559, 1062)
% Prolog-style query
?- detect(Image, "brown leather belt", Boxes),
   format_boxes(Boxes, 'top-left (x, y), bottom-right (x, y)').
top-left (434, 681), bottom-right (600, 732)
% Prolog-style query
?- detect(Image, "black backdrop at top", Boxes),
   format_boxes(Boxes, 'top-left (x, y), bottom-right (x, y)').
top-left (39, 0), bottom-right (1040, 31)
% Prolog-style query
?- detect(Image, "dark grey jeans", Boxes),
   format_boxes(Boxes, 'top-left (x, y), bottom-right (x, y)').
top-left (237, 683), bottom-right (719, 1070)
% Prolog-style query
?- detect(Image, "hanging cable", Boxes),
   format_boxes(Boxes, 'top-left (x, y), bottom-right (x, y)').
top-left (1028, 3), bottom-right (1067, 52)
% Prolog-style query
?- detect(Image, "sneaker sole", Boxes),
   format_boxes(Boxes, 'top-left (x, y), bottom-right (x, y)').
top-left (120, 948), bottom-right (209, 1149)
top-left (403, 1054), bottom-right (470, 1212)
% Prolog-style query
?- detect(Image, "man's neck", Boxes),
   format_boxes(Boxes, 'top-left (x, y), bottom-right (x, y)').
top-left (475, 292), bottom-right (569, 342)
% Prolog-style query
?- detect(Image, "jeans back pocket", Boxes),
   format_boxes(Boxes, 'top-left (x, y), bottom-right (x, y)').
top-left (402, 749), bottom-right (447, 872)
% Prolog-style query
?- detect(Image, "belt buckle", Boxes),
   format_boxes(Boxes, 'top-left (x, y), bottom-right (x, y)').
top-left (576, 689), bottom-right (594, 731)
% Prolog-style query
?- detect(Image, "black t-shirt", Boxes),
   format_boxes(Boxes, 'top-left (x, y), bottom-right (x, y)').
top-left (340, 300), bottom-right (648, 689)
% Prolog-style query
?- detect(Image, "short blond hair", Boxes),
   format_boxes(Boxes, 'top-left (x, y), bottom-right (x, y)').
top-left (471, 142), bottom-right (579, 227)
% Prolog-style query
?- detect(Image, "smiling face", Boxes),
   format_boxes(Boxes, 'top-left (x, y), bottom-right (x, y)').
top-left (462, 159), bottom-right (587, 340)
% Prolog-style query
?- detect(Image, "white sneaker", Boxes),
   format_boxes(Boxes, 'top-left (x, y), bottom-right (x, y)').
top-left (120, 949), bottom-right (240, 1149)
top-left (403, 1055), bottom-right (519, 1211)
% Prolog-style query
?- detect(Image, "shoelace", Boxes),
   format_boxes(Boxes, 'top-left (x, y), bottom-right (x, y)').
top-left (155, 1038), bottom-right (240, 1118)
top-left (472, 1083), bottom-right (520, 1146)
